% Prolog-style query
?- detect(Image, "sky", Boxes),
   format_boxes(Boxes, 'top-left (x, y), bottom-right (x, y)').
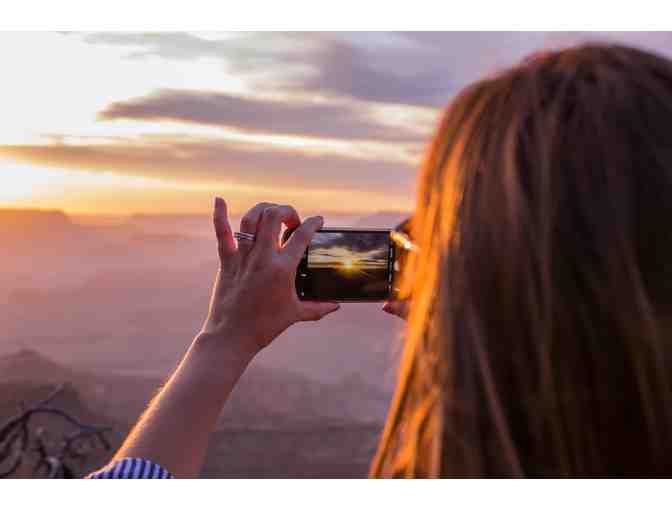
top-left (1, 31), bottom-right (672, 216)
top-left (308, 232), bottom-right (389, 269)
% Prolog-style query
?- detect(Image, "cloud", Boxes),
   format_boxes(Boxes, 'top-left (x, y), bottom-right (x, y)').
top-left (98, 89), bottom-right (428, 142)
top-left (82, 31), bottom-right (323, 88)
top-left (80, 32), bottom-right (460, 107)
top-left (299, 36), bottom-right (456, 108)
top-left (81, 31), bottom-right (672, 109)
top-left (82, 31), bottom-right (535, 107)
top-left (0, 138), bottom-right (416, 194)
top-left (83, 32), bottom-right (319, 65)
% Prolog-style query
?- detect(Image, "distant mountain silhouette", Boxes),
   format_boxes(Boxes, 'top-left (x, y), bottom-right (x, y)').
top-left (0, 208), bottom-right (77, 237)
top-left (225, 363), bottom-right (390, 427)
top-left (0, 348), bottom-right (388, 429)
top-left (0, 348), bottom-right (386, 478)
top-left (125, 213), bottom-right (214, 238)
top-left (1, 206), bottom-right (399, 477)
top-left (0, 349), bottom-right (115, 418)
top-left (0, 208), bottom-right (72, 226)
top-left (1, 206), bottom-right (401, 477)
top-left (0, 348), bottom-right (85, 383)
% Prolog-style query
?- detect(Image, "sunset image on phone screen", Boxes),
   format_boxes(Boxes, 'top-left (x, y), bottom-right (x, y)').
top-left (307, 231), bottom-right (390, 299)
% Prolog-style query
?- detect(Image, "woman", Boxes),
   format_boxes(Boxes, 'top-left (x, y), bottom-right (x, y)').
top-left (89, 43), bottom-right (672, 478)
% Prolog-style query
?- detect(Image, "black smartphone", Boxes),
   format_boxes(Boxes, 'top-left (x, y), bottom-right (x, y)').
top-left (283, 228), bottom-right (395, 302)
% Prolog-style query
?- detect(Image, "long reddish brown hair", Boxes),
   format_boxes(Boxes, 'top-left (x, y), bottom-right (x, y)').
top-left (371, 44), bottom-right (672, 477)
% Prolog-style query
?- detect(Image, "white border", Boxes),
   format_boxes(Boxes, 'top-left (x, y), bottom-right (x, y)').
top-left (1, 479), bottom-right (670, 510)
top-left (0, 1), bottom-right (670, 30)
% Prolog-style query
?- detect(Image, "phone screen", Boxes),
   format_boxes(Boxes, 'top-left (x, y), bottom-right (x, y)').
top-left (297, 229), bottom-right (393, 301)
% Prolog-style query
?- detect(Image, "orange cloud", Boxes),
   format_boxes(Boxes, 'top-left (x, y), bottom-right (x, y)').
top-left (0, 137), bottom-right (417, 195)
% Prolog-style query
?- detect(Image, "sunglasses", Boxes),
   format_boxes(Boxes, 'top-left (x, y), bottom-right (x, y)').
top-left (388, 217), bottom-right (418, 301)
top-left (390, 217), bottom-right (419, 253)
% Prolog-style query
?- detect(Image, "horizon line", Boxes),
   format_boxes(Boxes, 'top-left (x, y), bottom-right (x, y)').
top-left (0, 205), bottom-right (413, 218)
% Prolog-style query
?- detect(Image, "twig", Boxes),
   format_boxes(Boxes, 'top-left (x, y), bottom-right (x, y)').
top-left (0, 384), bottom-right (112, 478)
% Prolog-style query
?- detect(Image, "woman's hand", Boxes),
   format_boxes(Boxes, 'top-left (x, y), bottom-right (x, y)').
top-left (200, 198), bottom-right (340, 357)
top-left (382, 299), bottom-right (409, 320)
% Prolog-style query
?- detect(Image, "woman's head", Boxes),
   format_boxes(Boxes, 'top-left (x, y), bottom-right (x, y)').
top-left (372, 44), bottom-right (672, 477)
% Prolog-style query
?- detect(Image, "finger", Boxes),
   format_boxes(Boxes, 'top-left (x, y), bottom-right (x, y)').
top-left (256, 205), bottom-right (301, 253)
top-left (382, 300), bottom-right (409, 320)
top-left (240, 202), bottom-right (275, 233)
top-left (213, 197), bottom-right (236, 263)
top-left (283, 216), bottom-right (324, 262)
top-left (238, 202), bottom-right (276, 258)
top-left (299, 301), bottom-right (340, 322)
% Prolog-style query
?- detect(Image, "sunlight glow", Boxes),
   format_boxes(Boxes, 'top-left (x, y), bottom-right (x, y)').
top-left (0, 163), bottom-right (200, 211)
top-left (0, 32), bottom-right (418, 216)
top-left (0, 162), bottom-right (414, 215)
top-left (0, 167), bottom-right (48, 202)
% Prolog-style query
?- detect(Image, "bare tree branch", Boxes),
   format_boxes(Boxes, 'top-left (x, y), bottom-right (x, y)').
top-left (0, 384), bottom-right (112, 478)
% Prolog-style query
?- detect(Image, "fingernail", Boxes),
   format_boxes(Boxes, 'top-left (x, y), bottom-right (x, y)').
top-left (215, 197), bottom-right (223, 209)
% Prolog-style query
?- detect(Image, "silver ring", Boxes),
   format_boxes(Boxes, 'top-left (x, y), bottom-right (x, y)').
top-left (234, 231), bottom-right (256, 243)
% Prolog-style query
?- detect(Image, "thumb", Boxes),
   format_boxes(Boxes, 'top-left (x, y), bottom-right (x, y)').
top-left (283, 215), bottom-right (324, 262)
top-left (299, 301), bottom-right (340, 322)
top-left (382, 299), bottom-right (409, 320)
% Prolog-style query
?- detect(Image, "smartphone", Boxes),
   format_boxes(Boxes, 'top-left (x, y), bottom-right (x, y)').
top-left (283, 228), bottom-right (395, 302)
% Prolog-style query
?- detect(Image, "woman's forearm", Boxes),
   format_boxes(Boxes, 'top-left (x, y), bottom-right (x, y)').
top-left (112, 330), bottom-right (257, 478)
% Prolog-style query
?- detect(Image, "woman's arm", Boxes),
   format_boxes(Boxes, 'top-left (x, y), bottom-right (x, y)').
top-left (110, 198), bottom-right (339, 478)
top-left (110, 331), bottom-right (255, 478)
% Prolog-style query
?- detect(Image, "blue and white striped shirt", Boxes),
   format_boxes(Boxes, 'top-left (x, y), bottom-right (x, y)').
top-left (86, 458), bottom-right (174, 479)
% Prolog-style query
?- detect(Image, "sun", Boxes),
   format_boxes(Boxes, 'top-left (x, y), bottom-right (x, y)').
top-left (342, 257), bottom-right (356, 271)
